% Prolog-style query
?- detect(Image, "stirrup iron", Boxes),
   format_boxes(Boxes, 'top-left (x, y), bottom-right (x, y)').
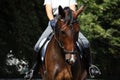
top-left (89, 65), bottom-right (101, 78)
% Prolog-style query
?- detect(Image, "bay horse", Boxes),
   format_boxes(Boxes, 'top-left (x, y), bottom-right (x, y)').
top-left (39, 6), bottom-right (87, 80)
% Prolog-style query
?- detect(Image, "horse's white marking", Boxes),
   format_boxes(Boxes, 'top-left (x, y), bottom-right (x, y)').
top-left (70, 54), bottom-right (75, 63)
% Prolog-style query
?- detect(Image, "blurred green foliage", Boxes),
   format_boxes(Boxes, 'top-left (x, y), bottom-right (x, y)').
top-left (78, 0), bottom-right (120, 79)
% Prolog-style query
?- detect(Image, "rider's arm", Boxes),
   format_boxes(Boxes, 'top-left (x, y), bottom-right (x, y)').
top-left (69, 0), bottom-right (77, 11)
top-left (45, 4), bottom-right (54, 20)
top-left (70, 5), bottom-right (77, 11)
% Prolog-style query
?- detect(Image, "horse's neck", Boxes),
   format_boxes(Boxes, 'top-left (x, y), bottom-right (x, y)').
top-left (49, 36), bottom-right (64, 57)
top-left (51, 36), bottom-right (61, 50)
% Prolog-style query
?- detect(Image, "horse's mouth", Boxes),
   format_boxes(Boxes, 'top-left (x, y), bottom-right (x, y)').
top-left (65, 54), bottom-right (77, 64)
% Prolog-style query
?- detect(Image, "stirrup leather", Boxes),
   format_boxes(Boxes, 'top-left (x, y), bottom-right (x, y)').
top-left (24, 70), bottom-right (34, 80)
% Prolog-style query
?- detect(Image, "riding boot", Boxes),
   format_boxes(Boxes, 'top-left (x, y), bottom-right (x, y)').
top-left (83, 48), bottom-right (101, 78)
top-left (24, 52), bottom-right (40, 80)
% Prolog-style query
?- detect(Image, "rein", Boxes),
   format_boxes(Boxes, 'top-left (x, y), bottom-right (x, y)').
top-left (55, 36), bottom-right (76, 54)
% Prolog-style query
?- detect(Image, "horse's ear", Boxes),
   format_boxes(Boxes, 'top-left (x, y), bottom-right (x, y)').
top-left (58, 6), bottom-right (65, 17)
top-left (74, 5), bottom-right (84, 18)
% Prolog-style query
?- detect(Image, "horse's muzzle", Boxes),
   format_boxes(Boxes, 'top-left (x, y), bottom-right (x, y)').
top-left (65, 53), bottom-right (77, 65)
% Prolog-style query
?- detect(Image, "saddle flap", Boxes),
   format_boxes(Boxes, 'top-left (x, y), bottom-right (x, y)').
top-left (41, 40), bottom-right (50, 61)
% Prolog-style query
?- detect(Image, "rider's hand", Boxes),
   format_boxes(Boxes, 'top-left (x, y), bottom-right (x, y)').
top-left (50, 19), bottom-right (56, 30)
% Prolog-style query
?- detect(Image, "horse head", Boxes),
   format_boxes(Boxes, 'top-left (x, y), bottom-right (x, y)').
top-left (54, 6), bottom-right (84, 64)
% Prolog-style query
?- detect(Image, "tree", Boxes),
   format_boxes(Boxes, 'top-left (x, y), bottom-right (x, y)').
top-left (78, 0), bottom-right (120, 79)
top-left (0, 0), bottom-right (47, 78)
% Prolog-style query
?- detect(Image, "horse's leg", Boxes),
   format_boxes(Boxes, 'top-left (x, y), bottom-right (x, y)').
top-left (55, 66), bottom-right (72, 80)
top-left (80, 70), bottom-right (87, 80)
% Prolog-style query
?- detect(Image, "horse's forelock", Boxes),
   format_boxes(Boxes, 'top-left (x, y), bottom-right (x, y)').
top-left (63, 7), bottom-right (73, 25)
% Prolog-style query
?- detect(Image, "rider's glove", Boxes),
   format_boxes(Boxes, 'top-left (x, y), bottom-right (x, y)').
top-left (50, 19), bottom-right (56, 30)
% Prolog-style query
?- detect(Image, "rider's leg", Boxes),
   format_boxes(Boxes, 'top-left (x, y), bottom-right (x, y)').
top-left (34, 22), bottom-right (53, 53)
top-left (24, 22), bottom-right (53, 79)
top-left (33, 21), bottom-right (53, 68)
top-left (78, 32), bottom-right (91, 68)
top-left (78, 32), bottom-right (101, 78)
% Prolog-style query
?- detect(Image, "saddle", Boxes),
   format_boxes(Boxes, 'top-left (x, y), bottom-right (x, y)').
top-left (39, 33), bottom-right (53, 61)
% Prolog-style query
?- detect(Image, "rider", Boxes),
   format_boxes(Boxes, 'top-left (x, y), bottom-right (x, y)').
top-left (25, 0), bottom-right (101, 79)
